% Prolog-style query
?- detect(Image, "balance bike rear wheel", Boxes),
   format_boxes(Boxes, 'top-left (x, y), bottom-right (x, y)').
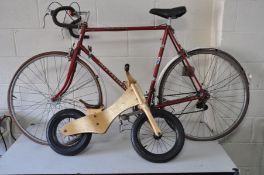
top-left (47, 109), bottom-right (92, 155)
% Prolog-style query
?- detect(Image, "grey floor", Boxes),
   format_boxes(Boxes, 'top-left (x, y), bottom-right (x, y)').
top-left (0, 128), bottom-right (237, 174)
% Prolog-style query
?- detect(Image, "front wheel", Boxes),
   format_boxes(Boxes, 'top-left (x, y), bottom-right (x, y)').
top-left (131, 109), bottom-right (185, 163)
top-left (8, 51), bottom-right (103, 144)
top-left (158, 48), bottom-right (249, 141)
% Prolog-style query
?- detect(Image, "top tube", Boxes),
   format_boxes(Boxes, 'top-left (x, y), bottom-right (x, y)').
top-left (84, 25), bottom-right (168, 32)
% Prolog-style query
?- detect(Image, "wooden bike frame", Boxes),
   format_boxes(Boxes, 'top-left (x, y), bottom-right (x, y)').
top-left (62, 70), bottom-right (162, 136)
top-left (51, 24), bottom-right (205, 108)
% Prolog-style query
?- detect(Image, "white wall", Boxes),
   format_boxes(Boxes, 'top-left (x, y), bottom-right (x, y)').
top-left (219, 1), bottom-right (264, 175)
top-left (0, 0), bottom-right (263, 174)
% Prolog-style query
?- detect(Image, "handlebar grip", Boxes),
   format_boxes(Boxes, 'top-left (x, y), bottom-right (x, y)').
top-left (125, 64), bottom-right (130, 72)
top-left (51, 6), bottom-right (79, 28)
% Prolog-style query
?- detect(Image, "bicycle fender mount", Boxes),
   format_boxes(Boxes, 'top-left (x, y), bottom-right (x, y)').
top-left (61, 72), bottom-right (162, 136)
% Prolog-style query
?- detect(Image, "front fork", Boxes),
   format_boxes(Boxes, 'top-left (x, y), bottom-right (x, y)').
top-left (51, 48), bottom-right (78, 102)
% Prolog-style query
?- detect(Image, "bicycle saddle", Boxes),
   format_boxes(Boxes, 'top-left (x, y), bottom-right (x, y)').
top-left (149, 6), bottom-right (186, 19)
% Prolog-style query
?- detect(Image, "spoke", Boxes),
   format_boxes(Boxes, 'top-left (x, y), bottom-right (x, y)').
top-left (171, 68), bottom-right (194, 90)
top-left (26, 66), bottom-right (48, 88)
top-left (202, 55), bottom-right (216, 85)
top-left (189, 111), bottom-right (204, 135)
top-left (41, 104), bottom-right (54, 140)
top-left (207, 60), bottom-right (231, 88)
top-left (206, 73), bottom-right (240, 90)
top-left (13, 91), bottom-right (48, 96)
top-left (160, 138), bottom-right (168, 151)
top-left (60, 100), bottom-right (87, 110)
top-left (63, 79), bottom-right (94, 97)
top-left (166, 81), bottom-right (195, 91)
top-left (212, 96), bottom-right (241, 112)
top-left (18, 101), bottom-right (48, 120)
top-left (39, 57), bottom-right (54, 94)
top-left (18, 76), bottom-right (48, 98)
top-left (208, 101), bottom-right (233, 130)
top-left (196, 112), bottom-right (204, 136)
top-left (70, 90), bottom-right (98, 100)
top-left (209, 88), bottom-right (244, 94)
top-left (209, 81), bottom-right (242, 93)
top-left (13, 98), bottom-right (47, 110)
top-left (211, 96), bottom-right (244, 104)
top-left (54, 58), bottom-right (70, 92)
top-left (34, 102), bottom-right (49, 137)
top-left (204, 55), bottom-right (219, 86)
top-left (15, 85), bottom-right (50, 97)
top-left (160, 137), bottom-right (173, 148)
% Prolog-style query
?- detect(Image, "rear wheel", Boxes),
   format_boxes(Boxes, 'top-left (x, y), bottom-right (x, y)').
top-left (158, 48), bottom-right (249, 141)
top-left (47, 109), bottom-right (92, 155)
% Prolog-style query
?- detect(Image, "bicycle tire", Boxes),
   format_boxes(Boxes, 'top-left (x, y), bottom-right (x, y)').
top-left (131, 109), bottom-right (185, 163)
top-left (8, 51), bottom-right (102, 145)
top-left (47, 108), bottom-right (92, 155)
top-left (158, 48), bottom-right (249, 141)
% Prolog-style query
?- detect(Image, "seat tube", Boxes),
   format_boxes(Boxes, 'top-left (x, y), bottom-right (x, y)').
top-left (167, 17), bottom-right (172, 26)
top-left (147, 26), bottom-right (169, 105)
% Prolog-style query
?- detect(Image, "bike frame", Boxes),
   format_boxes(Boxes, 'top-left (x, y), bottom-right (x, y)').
top-left (52, 24), bottom-right (205, 108)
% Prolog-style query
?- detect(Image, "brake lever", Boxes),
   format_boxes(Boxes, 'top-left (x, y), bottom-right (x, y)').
top-left (68, 19), bottom-right (89, 39)
top-left (42, 11), bottom-right (50, 28)
top-left (43, 1), bottom-right (64, 28)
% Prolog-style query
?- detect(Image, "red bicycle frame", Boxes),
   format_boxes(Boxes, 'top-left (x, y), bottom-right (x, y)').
top-left (52, 24), bottom-right (205, 108)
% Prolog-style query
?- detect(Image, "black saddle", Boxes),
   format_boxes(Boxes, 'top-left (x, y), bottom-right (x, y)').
top-left (149, 6), bottom-right (186, 19)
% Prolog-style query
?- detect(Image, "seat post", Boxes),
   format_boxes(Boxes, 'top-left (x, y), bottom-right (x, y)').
top-left (167, 17), bottom-right (171, 26)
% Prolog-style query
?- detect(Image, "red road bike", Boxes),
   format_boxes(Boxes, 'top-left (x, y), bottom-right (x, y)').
top-left (8, 5), bottom-right (249, 145)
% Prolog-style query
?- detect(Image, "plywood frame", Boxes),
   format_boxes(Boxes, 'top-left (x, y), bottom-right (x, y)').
top-left (62, 72), bottom-right (161, 136)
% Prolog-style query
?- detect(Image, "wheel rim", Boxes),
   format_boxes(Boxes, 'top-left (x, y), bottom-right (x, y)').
top-left (8, 52), bottom-right (102, 144)
top-left (159, 50), bottom-right (249, 140)
top-left (137, 117), bottom-right (179, 154)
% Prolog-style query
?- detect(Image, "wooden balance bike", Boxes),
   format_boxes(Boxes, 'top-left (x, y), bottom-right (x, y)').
top-left (47, 64), bottom-right (185, 163)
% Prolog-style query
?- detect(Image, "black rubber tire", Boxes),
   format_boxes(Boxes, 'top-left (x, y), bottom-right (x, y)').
top-left (47, 108), bottom-right (92, 155)
top-left (131, 109), bottom-right (185, 163)
top-left (158, 48), bottom-right (249, 141)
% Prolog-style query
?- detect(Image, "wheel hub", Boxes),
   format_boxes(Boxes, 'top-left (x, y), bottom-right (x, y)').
top-left (153, 134), bottom-right (162, 140)
top-left (47, 96), bottom-right (62, 109)
top-left (196, 90), bottom-right (210, 110)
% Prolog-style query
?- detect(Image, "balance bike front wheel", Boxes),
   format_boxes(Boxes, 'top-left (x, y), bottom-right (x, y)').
top-left (131, 108), bottom-right (185, 163)
top-left (47, 109), bottom-right (92, 155)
